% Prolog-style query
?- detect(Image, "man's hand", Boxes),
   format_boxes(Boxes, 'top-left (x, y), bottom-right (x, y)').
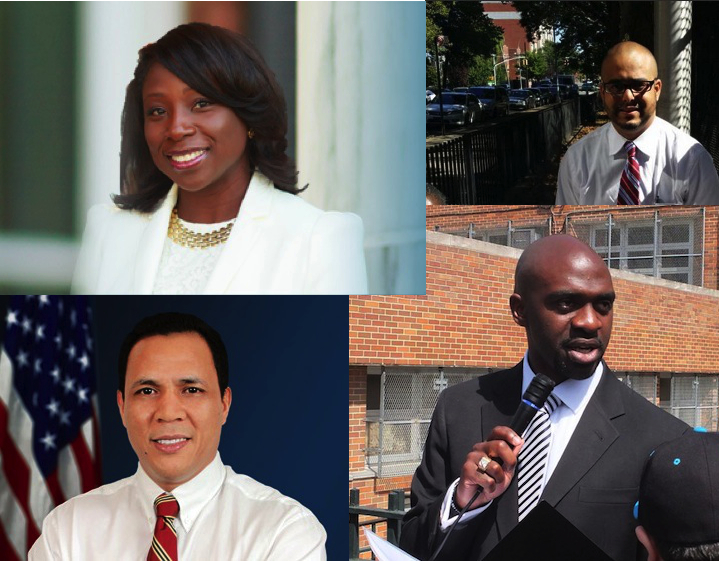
top-left (455, 426), bottom-right (523, 511)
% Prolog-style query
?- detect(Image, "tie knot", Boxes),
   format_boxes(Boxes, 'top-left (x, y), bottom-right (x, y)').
top-left (544, 393), bottom-right (561, 416)
top-left (623, 141), bottom-right (636, 158)
top-left (154, 493), bottom-right (179, 518)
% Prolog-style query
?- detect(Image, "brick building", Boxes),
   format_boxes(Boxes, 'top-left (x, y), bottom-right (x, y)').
top-left (349, 205), bottom-right (719, 520)
top-left (482, 1), bottom-right (552, 82)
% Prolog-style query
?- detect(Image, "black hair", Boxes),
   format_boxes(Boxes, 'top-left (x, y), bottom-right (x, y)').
top-left (115, 22), bottom-right (302, 212)
top-left (655, 541), bottom-right (719, 561)
top-left (117, 312), bottom-right (228, 397)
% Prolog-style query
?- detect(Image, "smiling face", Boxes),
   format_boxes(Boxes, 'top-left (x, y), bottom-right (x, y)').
top-left (117, 332), bottom-right (231, 491)
top-left (510, 236), bottom-right (615, 384)
top-left (142, 63), bottom-right (251, 198)
top-left (600, 42), bottom-right (661, 140)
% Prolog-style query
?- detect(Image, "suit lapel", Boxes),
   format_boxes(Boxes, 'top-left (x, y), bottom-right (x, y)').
top-left (133, 185), bottom-right (177, 293)
top-left (479, 364), bottom-right (522, 539)
top-left (541, 368), bottom-right (622, 506)
top-left (203, 173), bottom-right (273, 293)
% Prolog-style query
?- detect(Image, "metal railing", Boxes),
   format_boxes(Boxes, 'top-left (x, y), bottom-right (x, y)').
top-left (349, 488), bottom-right (407, 560)
top-left (426, 98), bottom-right (580, 204)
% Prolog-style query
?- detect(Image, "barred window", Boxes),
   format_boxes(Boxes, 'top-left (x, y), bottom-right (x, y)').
top-left (365, 367), bottom-right (484, 478)
top-left (617, 372), bottom-right (719, 431)
top-left (567, 210), bottom-right (705, 287)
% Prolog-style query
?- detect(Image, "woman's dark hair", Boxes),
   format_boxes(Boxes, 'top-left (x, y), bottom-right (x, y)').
top-left (117, 312), bottom-right (229, 397)
top-left (114, 22), bottom-right (301, 212)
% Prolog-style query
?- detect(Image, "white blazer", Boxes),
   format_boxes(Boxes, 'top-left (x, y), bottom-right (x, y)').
top-left (71, 173), bottom-right (368, 294)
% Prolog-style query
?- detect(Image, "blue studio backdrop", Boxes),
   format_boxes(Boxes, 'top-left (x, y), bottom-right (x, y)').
top-left (90, 296), bottom-right (345, 560)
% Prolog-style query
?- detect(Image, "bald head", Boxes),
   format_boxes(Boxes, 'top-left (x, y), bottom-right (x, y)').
top-left (511, 235), bottom-right (615, 383)
top-left (601, 41), bottom-right (658, 82)
top-left (599, 41), bottom-right (662, 140)
top-left (514, 235), bottom-right (610, 296)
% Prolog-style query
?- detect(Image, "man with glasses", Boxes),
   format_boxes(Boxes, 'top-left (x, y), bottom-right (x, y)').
top-left (556, 41), bottom-right (719, 205)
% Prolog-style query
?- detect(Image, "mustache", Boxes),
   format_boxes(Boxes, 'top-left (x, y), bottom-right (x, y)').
top-left (562, 338), bottom-right (604, 350)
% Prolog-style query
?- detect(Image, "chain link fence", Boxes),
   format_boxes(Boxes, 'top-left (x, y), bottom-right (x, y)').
top-left (366, 368), bottom-right (481, 478)
top-left (366, 368), bottom-right (718, 479)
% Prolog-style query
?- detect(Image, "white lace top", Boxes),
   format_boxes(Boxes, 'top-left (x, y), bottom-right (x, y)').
top-left (152, 215), bottom-right (235, 295)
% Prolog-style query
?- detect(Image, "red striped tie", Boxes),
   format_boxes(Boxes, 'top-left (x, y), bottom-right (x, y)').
top-left (618, 141), bottom-right (641, 205)
top-left (148, 493), bottom-right (179, 561)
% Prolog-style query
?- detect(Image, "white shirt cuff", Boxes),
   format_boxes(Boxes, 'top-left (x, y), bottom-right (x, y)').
top-left (439, 478), bottom-right (493, 531)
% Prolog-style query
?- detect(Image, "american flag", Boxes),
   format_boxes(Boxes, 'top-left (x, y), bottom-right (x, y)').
top-left (0, 296), bottom-right (101, 559)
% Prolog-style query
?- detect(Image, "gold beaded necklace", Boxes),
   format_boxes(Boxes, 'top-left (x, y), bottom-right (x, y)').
top-left (167, 208), bottom-right (235, 249)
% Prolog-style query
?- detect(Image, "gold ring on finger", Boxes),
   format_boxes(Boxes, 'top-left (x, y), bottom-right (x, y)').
top-left (477, 456), bottom-right (491, 473)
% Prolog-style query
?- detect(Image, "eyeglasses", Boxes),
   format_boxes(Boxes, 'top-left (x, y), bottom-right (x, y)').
top-left (602, 79), bottom-right (658, 97)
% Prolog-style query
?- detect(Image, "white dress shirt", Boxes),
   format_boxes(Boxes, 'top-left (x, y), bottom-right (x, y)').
top-left (29, 453), bottom-right (326, 560)
top-left (556, 117), bottom-right (719, 205)
top-left (439, 354), bottom-right (603, 529)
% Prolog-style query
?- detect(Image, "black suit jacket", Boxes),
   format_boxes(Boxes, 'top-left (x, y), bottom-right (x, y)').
top-left (399, 362), bottom-right (689, 561)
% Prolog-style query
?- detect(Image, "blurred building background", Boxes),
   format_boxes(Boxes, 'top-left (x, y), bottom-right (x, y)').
top-left (0, 1), bottom-right (424, 295)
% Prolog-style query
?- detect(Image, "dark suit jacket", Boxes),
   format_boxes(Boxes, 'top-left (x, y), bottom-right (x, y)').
top-left (399, 362), bottom-right (689, 561)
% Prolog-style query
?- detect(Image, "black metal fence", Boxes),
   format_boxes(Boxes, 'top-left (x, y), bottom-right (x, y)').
top-left (426, 98), bottom-right (580, 204)
top-left (349, 488), bottom-right (407, 560)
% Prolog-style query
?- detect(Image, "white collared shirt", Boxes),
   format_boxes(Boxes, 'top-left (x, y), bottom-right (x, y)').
top-left (439, 354), bottom-right (603, 529)
top-left (29, 453), bottom-right (326, 560)
top-left (556, 117), bottom-right (719, 204)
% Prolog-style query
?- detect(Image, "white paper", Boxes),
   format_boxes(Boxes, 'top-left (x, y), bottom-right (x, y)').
top-left (363, 528), bottom-right (420, 561)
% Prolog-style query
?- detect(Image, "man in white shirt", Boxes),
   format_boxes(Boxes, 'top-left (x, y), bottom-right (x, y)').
top-left (29, 312), bottom-right (326, 560)
top-left (399, 235), bottom-right (688, 560)
top-left (556, 41), bottom-right (719, 205)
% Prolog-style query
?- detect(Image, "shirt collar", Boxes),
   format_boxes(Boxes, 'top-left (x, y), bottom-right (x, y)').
top-left (134, 452), bottom-right (226, 533)
top-left (521, 352), bottom-right (604, 415)
top-left (607, 116), bottom-right (662, 161)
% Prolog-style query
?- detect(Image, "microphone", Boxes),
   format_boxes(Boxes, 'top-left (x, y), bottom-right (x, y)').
top-left (427, 373), bottom-right (556, 561)
top-left (509, 373), bottom-right (556, 438)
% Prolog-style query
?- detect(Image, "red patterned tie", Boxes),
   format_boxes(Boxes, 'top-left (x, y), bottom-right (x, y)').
top-left (617, 141), bottom-right (641, 205)
top-left (148, 493), bottom-right (179, 561)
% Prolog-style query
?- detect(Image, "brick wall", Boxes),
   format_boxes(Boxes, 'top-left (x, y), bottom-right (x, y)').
top-left (426, 205), bottom-right (719, 290)
top-left (349, 231), bottom-right (719, 509)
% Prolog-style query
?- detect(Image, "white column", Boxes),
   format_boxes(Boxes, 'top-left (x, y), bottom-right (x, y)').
top-left (76, 2), bottom-right (185, 231)
top-left (297, 2), bottom-right (425, 295)
top-left (654, 1), bottom-right (692, 133)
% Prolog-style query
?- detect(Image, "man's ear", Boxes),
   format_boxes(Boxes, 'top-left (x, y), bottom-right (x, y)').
top-left (635, 525), bottom-right (661, 561)
top-left (221, 387), bottom-right (232, 425)
top-left (510, 293), bottom-right (526, 327)
top-left (117, 390), bottom-right (127, 428)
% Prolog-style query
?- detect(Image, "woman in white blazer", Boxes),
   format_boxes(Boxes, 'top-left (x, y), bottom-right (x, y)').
top-left (72, 23), bottom-right (367, 295)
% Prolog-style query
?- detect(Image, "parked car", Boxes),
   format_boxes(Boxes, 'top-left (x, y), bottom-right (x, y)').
top-left (426, 92), bottom-right (483, 126)
top-left (528, 88), bottom-right (547, 106)
top-left (580, 81), bottom-right (597, 92)
top-left (538, 86), bottom-right (557, 103)
top-left (508, 89), bottom-right (536, 110)
top-left (556, 74), bottom-right (579, 97)
top-left (467, 86), bottom-right (509, 118)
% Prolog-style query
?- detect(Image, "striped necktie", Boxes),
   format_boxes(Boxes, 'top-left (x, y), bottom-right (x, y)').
top-left (517, 393), bottom-right (561, 522)
top-left (617, 141), bottom-right (641, 205)
top-left (148, 493), bottom-right (179, 561)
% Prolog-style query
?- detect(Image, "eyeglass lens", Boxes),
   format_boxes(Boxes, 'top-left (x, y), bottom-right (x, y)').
top-left (605, 81), bottom-right (653, 95)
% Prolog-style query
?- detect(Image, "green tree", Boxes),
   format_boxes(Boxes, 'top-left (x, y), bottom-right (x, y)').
top-left (526, 49), bottom-right (549, 80)
top-left (511, 1), bottom-right (654, 79)
top-left (426, 1), bottom-right (503, 87)
top-left (467, 55), bottom-right (495, 86)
